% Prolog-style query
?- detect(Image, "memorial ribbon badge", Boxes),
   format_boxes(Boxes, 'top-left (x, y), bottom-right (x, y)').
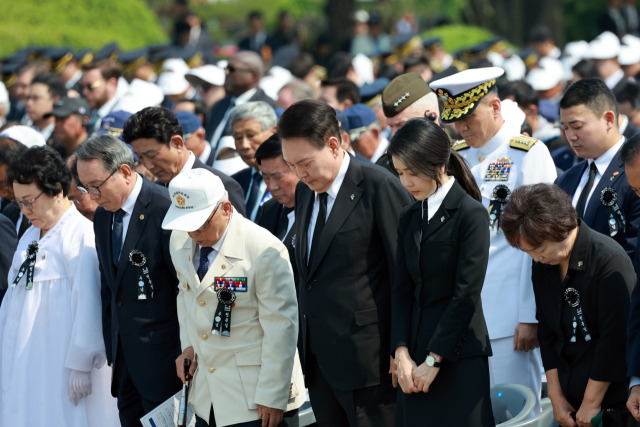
top-left (600, 187), bottom-right (626, 237)
top-left (11, 241), bottom-right (38, 290)
top-left (211, 277), bottom-right (248, 337)
top-left (564, 287), bottom-right (591, 342)
top-left (488, 184), bottom-right (511, 233)
top-left (129, 250), bottom-right (154, 299)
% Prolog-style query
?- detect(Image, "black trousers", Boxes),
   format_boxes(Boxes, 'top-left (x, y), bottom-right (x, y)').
top-left (306, 354), bottom-right (396, 427)
top-left (113, 342), bottom-right (165, 427)
top-left (194, 406), bottom-right (299, 427)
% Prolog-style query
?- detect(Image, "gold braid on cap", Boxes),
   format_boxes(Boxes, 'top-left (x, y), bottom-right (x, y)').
top-left (124, 56), bottom-right (148, 75)
top-left (438, 79), bottom-right (496, 121)
top-left (53, 53), bottom-right (73, 74)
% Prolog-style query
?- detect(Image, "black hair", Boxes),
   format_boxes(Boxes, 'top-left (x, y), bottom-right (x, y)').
top-left (502, 80), bottom-right (538, 108)
top-left (614, 81), bottom-right (640, 110)
top-left (388, 117), bottom-right (481, 201)
top-left (278, 99), bottom-right (340, 149)
top-left (560, 78), bottom-right (618, 121)
top-left (526, 25), bottom-right (553, 43)
top-left (323, 77), bottom-right (361, 104)
top-left (621, 133), bottom-right (640, 164)
top-left (288, 53), bottom-right (316, 79)
top-left (254, 133), bottom-right (283, 165)
top-left (30, 74), bottom-right (66, 99)
top-left (327, 52), bottom-right (353, 80)
top-left (122, 106), bottom-right (183, 145)
top-left (0, 142), bottom-right (26, 166)
top-left (572, 59), bottom-right (600, 80)
top-left (8, 145), bottom-right (71, 197)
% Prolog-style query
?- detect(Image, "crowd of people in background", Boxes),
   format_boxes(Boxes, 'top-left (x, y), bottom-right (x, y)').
top-left (3, 2), bottom-right (640, 426)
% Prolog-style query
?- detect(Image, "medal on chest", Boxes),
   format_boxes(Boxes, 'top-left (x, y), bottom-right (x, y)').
top-left (129, 250), bottom-right (154, 299)
top-left (11, 241), bottom-right (38, 290)
top-left (211, 277), bottom-right (248, 337)
top-left (484, 157), bottom-right (512, 182)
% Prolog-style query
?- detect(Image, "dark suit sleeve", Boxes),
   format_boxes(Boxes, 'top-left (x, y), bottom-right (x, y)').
top-left (427, 201), bottom-right (490, 361)
top-left (621, 188), bottom-right (640, 264)
top-left (94, 216), bottom-right (113, 363)
top-left (224, 177), bottom-right (247, 217)
top-left (628, 275), bottom-right (640, 379)
top-left (390, 207), bottom-right (414, 354)
top-left (0, 214), bottom-right (17, 303)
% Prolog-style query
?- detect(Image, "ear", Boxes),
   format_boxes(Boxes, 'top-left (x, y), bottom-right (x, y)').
top-left (604, 110), bottom-right (616, 129)
top-left (170, 134), bottom-right (186, 150)
top-left (327, 136), bottom-right (341, 155)
top-left (528, 104), bottom-right (538, 117)
top-left (491, 98), bottom-right (502, 117)
top-left (120, 163), bottom-right (134, 180)
top-left (370, 127), bottom-right (380, 139)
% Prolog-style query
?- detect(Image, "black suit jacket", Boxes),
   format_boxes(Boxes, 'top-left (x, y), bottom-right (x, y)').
top-left (535, 224), bottom-right (634, 409)
top-left (204, 89), bottom-right (276, 143)
top-left (94, 177), bottom-right (181, 402)
top-left (555, 151), bottom-right (640, 266)
top-left (0, 213), bottom-right (18, 303)
top-left (257, 198), bottom-right (297, 289)
top-left (391, 181), bottom-right (492, 365)
top-left (294, 156), bottom-right (413, 390)
top-left (191, 157), bottom-right (246, 216)
top-left (2, 202), bottom-right (30, 238)
top-left (624, 121), bottom-right (640, 140)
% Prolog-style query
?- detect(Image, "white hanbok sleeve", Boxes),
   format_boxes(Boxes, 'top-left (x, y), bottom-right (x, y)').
top-left (64, 227), bottom-right (107, 372)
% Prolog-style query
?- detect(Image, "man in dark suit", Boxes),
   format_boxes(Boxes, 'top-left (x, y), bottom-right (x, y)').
top-left (76, 134), bottom-right (182, 426)
top-left (237, 11), bottom-right (267, 53)
top-left (0, 142), bottom-right (29, 238)
top-left (122, 106), bottom-right (246, 216)
top-left (0, 213), bottom-right (18, 303)
top-left (229, 101), bottom-right (277, 221)
top-left (557, 78), bottom-right (640, 264)
top-left (278, 99), bottom-right (413, 426)
top-left (205, 51), bottom-right (275, 155)
top-left (255, 134), bottom-right (300, 288)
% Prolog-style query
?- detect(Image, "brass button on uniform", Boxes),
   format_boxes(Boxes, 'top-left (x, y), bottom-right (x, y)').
top-left (199, 300), bottom-right (205, 306)
top-left (208, 367), bottom-right (215, 373)
top-left (201, 334), bottom-right (208, 340)
top-left (221, 264), bottom-right (227, 269)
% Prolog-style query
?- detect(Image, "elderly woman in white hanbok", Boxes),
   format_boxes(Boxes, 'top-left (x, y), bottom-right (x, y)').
top-left (0, 146), bottom-right (119, 426)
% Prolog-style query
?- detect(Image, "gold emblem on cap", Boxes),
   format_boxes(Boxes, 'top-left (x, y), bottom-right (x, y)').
top-left (176, 196), bottom-right (186, 206)
top-left (439, 79), bottom-right (497, 122)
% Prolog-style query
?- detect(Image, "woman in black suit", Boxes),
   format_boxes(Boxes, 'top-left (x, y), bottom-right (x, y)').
top-left (389, 118), bottom-right (494, 426)
top-left (502, 184), bottom-right (636, 427)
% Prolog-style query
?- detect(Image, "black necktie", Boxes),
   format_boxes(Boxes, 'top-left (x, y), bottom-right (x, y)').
top-left (309, 193), bottom-right (328, 266)
top-left (112, 209), bottom-right (126, 266)
top-left (421, 201), bottom-right (429, 239)
top-left (576, 162), bottom-right (597, 219)
top-left (276, 206), bottom-right (294, 240)
top-left (245, 171), bottom-right (263, 220)
top-left (198, 246), bottom-right (214, 281)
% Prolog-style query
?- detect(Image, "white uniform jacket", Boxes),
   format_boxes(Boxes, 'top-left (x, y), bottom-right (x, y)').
top-left (170, 209), bottom-right (305, 426)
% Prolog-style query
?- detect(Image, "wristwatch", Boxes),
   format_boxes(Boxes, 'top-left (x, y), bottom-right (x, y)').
top-left (426, 355), bottom-right (441, 368)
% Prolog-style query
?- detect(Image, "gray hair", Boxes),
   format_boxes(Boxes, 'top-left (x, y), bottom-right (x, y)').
top-left (280, 79), bottom-right (315, 103)
top-left (76, 134), bottom-right (135, 172)
top-left (229, 101), bottom-right (277, 130)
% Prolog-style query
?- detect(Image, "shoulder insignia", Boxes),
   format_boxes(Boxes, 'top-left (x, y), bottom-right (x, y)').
top-left (451, 139), bottom-right (470, 151)
top-left (509, 136), bottom-right (538, 152)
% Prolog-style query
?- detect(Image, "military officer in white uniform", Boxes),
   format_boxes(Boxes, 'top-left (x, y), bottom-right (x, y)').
top-left (430, 67), bottom-right (557, 412)
top-left (162, 168), bottom-right (305, 427)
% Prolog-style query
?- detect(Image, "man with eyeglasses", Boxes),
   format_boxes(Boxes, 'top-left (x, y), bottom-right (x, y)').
top-left (75, 133), bottom-right (182, 427)
top-left (162, 168), bottom-right (304, 427)
top-left (205, 51), bottom-right (275, 161)
top-left (81, 59), bottom-right (123, 134)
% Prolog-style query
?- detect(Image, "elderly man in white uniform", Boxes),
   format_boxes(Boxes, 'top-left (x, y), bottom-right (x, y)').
top-left (430, 67), bottom-right (557, 412)
top-left (163, 168), bottom-right (304, 427)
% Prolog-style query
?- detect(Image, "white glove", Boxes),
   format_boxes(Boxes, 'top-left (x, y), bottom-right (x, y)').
top-left (69, 370), bottom-right (92, 405)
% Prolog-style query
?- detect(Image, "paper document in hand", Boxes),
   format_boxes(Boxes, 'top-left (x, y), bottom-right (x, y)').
top-left (140, 390), bottom-right (196, 427)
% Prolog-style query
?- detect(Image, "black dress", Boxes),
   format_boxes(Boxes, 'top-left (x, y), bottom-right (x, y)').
top-left (391, 181), bottom-right (494, 426)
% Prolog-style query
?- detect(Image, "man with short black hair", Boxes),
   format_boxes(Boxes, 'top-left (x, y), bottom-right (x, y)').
top-left (27, 74), bottom-right (65, 146)
top-left (319, 77), bottom-right (361, 110)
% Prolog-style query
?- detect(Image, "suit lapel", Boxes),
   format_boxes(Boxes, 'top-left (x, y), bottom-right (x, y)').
top-left (584, 151), bottom-right (624, 225)
top-left (566, 161), bottom-right (589, 196)
top-left (406, 205), bottom-right (421, 285)
top-left (115, 178), bottom-right (151, 288)
top-left (96, 208), bottom-right (117, 287)
top-left (296, 184), bottom-right (314, 281)
top-left (308, 159), bottom-right (364, 277)
top-left (421, 206), bottom-right (451, 242)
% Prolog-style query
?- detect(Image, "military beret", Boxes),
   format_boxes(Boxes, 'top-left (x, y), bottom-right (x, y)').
top-left (381, 72), bottom-right (430, 118)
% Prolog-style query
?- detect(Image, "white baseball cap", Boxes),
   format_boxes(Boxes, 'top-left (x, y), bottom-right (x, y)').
top-left (162, 169), bottom-right (226, 232)
top-left (588, 31), bottom-right (621, 60)
top-left (0, 125), bottom-right (46, 148)
top-left (185, 64), bottom-right (225, 87)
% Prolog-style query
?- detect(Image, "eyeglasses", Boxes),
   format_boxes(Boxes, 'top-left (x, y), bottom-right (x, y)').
top-left (81, 79), bottom-right (104, 92)
top-left (193, 203), bottom-right (221, 233)
top-left (225, 64), bottom-right (254, 74)
top-left (76, 167), bottom-right (118, 195)
top-left (17, 192), bottom-right (44, 210)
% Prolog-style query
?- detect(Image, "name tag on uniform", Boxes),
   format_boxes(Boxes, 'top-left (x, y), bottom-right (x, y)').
top-left (214, 277), bottom-right (248, 292)
top-left (484, 158), bottom-right (512, 182)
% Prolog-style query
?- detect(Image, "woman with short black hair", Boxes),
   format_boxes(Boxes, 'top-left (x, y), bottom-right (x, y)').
top-left (0, 146), bottom-right (118, 425)
top-left (502, 183), bottom-right (636, 427)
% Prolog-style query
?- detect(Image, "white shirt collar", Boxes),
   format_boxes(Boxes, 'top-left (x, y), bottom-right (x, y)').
top-left (121, 173), bottom-right (143, 215)
top-left (198, 143), bottom-right (212, 164)
top-left (233, 87), bottom-right (258, 106)
top-left (98, 94), bottom-right (119, 118)
top-left (371, 137), bottom-right (389, 163)
top-left (179, 152), bottom-right (197, 176)
top-left (321, 150), bottom-right (350, 201)
top-left (590, 137), bottom-right (625, 176)
top-left (478, 121), bottom-right (515, 156)
top-left (604, 68), bottom-right (625, 90)
top-left (425, 177), bottom-right (456, 221)
top-left (620, 115), bottom-right (629, 136)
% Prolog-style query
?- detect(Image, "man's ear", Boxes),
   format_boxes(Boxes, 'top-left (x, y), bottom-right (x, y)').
top-left (170, 134), bottom-right (186, 150)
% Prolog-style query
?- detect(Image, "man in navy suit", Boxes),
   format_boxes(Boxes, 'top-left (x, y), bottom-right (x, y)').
top-left (278, 99), bottom-right (413, 426)
top-left (556, 78), bottom-right (640, 263)
top-left (0, 213), bottom-right (17, 303)
top-left (122, 106), bottom-right (246, 216)
top-left (76, 134), bottom-right (182, 426)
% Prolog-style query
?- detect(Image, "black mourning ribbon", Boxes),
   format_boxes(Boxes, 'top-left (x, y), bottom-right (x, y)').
top-left (489, 185), bottom-right (511, 232)
top-left (129, 250), bottom-right (154, 299)
top-left (564, 287), bottom-right (591, 342)
top-left (11, 241), bottom-right (38, 290)
top-left (600, 187), bottom-right (626, 237)
top-left (212, 287), bottom-right (236, 337)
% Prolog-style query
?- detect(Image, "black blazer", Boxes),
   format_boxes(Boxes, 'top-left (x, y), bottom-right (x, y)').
top-left (391, 181), bottom-right (492, 364)
top-left (628, 237), bottom-right (640, 381)
top-left (294, 157), bottom-right (413, 390)
top-left (204, 89), bottom-right (276, 143)
top-left (191, 157), bottom-right (246, 216)
top-left (2, 202), bottom-right (30, 238)
top-left (534, 223), bottom-right (634, 409)
top-left (257, 199), bottom-right (297, 288)
top-left (0, 213), bottom-right (18, 303)
top-left (94, 177), bottom-right (181, 402)
top-left (555, 152), bottom-right (640, 266)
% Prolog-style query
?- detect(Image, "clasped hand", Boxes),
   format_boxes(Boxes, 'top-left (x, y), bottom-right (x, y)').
top-left (69, 370), bottom-right (92, 405)
top-left (394, 347), bottom-right (440, 394)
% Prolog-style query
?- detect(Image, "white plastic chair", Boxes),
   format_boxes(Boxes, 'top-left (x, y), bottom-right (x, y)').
top-left (491, 383), bottom-right (537, 426)
top-left (508, 397), bottom-right (558, 427)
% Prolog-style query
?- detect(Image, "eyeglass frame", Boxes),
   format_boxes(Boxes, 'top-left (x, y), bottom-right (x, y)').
top-left (17, 191), bottom-right (44, 210)
top-left (192, 202), bottom-right (222, 233)
top-left (76, 167), bottom-right (119, 195)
